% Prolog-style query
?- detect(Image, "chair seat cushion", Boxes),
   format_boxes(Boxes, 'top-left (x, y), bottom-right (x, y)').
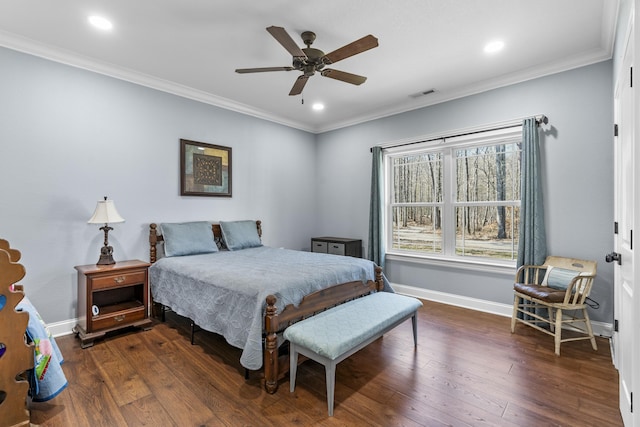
top-left (514, 282), bottom-right (566, 303)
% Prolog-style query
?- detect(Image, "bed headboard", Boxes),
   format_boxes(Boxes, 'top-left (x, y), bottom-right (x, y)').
top-left (149, 220), bottom-right (262, 263)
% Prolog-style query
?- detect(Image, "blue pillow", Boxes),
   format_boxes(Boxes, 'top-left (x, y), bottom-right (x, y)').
top-left (543, 267), bottom-right (579, 291)
top-left (160, 221), bottom-right (218, 257)
top-left (220, 220), bottom-right (262, 251)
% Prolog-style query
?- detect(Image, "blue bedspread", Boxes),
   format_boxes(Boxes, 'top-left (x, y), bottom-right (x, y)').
top-left (149, 246), bottom-right (387, 370)
top-left (17, 296), bottom-right (68, 402)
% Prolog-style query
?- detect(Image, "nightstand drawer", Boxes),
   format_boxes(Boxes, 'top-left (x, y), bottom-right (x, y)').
top-left (91, 270), bottom-right (146, 290)
top-left (92, 305), bottom-right (146, 331)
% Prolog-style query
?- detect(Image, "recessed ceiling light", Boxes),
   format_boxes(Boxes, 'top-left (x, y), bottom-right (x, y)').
top-left (312, 103), bottom-right (325, 111)
top-left (484, 40), bottom-right (504, 54)
top-left (88, 15), bottom-right (113, 31)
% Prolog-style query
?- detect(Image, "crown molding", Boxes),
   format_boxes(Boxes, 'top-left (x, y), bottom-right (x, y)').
top-left (0, 30), bottom-right (317, 133)
top-left (0, 13), bottom-right (616, 136)
top-left (315, 47), bottom-right (613, 133)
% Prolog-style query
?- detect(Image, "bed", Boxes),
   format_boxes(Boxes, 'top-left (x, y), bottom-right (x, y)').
top-left (148, 220), bottom-right (384, 393)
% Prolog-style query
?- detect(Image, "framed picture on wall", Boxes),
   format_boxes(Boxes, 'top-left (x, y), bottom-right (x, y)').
top-left (180, 139), bottom-right (232, 197)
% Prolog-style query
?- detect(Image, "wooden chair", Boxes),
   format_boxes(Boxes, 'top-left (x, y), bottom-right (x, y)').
top-left (510, 256), bottom-right (598, 356)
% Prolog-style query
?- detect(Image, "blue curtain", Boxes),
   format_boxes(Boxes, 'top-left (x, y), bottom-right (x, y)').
top-left (368, 146), bottom-right (385, 268)
top-left (517, 118), bottom-right (547, 268)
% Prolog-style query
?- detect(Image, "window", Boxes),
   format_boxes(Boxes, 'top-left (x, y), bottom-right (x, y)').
top-left (385, 127), bottom-right (522, 264)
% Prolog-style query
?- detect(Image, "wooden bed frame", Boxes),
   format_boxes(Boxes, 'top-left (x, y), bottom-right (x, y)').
top-left (148, 221), bottom-right (384, 393)
top-left (0, 239), bottom-right (32, 427)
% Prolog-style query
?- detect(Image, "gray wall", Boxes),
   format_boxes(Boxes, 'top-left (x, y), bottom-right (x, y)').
top-left (0, 45), bottom-right (615, 327)
top-left (0, 46), bottom-right (317, 323)
top-left (316, 61), bottom-right (614, 324)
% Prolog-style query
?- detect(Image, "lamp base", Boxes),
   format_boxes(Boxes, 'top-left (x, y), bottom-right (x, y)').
top-left (97, 245), bottom-right (116, 265)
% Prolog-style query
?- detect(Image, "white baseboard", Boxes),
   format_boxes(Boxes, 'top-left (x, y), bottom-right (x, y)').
top-left (45, 285), bottom-right (613, 340)
top-left (391, 282), bottom-right (613, 338)
top-left (47, 318), bottom-right (77, 338)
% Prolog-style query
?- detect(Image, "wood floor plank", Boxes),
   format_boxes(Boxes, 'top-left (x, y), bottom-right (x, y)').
top-left (89, 335), bottom-right (152, 407)
top-left (28, 388), bottom-right (75, 427)
top-left (296, 359), bottom-right (465, 426)
top-left (118, 395), bottom-right (177, 427)
top-left (385, 392), bottom-right (481, 427)
top-left (412, 361), bottom-right (510, 418)
top-left (27, 300), bottom-right (624, 426)
top-left (57, 336), bottom-right (129, 426)
top-left (108, 331), bottom-right (216, 426)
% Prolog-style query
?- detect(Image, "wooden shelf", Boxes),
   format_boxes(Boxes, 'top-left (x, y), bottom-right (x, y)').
top-left (94, 299), bottom-right (144, 317)
top-left (311, 237), bottom-right (362, 258)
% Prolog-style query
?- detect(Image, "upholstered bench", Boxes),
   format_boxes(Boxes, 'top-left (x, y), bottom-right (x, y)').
top-left (284, 292), bottom-right (422, 416)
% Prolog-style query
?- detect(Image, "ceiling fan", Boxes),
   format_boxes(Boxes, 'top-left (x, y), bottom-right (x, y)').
top-left (235, 26), bottom-right (379, 96)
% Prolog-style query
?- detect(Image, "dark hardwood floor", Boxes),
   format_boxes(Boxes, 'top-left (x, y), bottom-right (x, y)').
top-left (29, 300), bottom-right (623, 426)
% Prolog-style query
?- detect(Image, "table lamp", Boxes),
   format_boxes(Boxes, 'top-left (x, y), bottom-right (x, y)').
top-left (88, 196), bottom-right (125, 265)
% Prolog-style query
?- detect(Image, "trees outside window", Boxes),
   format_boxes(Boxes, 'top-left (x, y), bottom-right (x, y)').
top-left (386, 128), bottom-right (521, 262)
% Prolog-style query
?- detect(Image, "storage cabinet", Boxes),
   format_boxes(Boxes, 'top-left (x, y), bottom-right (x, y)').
top-left (311, 237), bottom-right (362, 258)
top-left (74, 259), bottom-right (152, 348)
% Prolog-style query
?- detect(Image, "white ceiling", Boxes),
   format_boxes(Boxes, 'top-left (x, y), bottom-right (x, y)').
top-left (0, 0), bottom-right (618, 133)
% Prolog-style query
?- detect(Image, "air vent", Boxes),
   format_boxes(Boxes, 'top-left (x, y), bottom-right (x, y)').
top-left (410, 89), bottom-right (436, 98)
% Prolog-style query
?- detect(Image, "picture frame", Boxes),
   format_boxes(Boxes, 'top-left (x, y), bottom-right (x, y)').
top-left (180, 139), bottom-right (232, 197)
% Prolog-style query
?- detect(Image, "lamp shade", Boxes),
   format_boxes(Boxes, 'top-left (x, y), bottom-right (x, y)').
top-left (87, 198), bottom-right (125, 224)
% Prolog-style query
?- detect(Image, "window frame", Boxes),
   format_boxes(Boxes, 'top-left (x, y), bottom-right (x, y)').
top-left (383, 126), bottom-right (522, 269)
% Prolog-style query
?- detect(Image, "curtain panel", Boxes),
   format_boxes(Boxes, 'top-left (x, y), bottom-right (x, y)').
top-left (368, 146), bottom-right (385, 268)
top-left (517, 117), bottom-right (547, 268)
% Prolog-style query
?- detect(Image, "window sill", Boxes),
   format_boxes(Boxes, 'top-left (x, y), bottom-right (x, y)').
top-left (385, 252), bottom-right (516, 276)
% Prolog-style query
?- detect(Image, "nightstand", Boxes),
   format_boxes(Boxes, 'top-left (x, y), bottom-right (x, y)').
top-left (311, 237), bottom-right (362, 258)
top-left (74, 259), bottom-right (152, 348)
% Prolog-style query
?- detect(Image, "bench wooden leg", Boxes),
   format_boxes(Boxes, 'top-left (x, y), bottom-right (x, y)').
top-left (289, 343), bottom-right (337, 416)
top-left (325, 360), bottom-right (337, 417)
top-left (411, 313), bottom-right (418, 347)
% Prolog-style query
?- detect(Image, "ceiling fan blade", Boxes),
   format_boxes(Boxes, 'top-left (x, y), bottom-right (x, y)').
top-left (266, 26), bottom-right (307, 59)
top-left (235, 66), bottom-right (295, 74)
top-left (323, 34), bottom-right (378, 64)
top-left (321, 69), bottom-right (367, 85)
top-left (289, 75), bottom-right (309, 96)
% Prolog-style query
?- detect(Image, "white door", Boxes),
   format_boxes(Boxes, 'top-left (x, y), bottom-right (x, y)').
top-left (612, 19), bottom-right (635, 426)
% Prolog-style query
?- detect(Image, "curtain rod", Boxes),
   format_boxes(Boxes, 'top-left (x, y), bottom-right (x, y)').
top-left (370, 114), bottom-right (548, 152)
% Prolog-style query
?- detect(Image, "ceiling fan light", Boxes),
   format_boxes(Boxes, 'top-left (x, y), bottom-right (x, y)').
top-left (312, 103), bottom-right (325, 111)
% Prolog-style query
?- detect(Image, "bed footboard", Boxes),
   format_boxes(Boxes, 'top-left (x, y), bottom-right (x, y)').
top-left (263, 266), bottom-right (384, 393)
top-left (148, 222), bottom-right (383, 394)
